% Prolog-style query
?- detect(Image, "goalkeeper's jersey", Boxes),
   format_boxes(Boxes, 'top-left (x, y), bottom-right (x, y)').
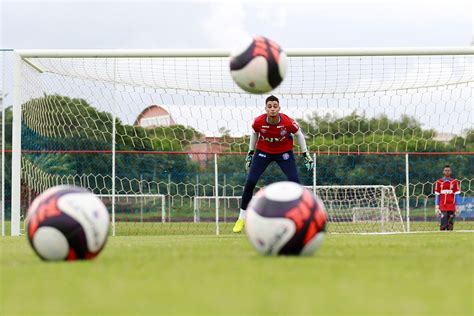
top-left (435, 177), bottom-right (460, 211)
top-left (252, 113), bottom-right (299, 154)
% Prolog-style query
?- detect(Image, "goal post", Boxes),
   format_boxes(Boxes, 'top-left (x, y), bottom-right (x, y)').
top-left (304, 185), bottom-right (405, 233)
top-left (7, 47), bottom-right (474, 235)
top-left (11, 52), bottom-right (22, 236)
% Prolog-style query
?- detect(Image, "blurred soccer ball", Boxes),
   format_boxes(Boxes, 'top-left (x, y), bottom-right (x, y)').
top-left (26, 185), bottom-right (109, 261)
top-left (230, 36), bottom-right (287, 94)
top-left (246, 181), bottom-right (327, 256)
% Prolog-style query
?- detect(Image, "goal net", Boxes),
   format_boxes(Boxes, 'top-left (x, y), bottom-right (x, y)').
top-left (4, 48), bottom-right (474, 235)
top-left (97, 194), bottom-right (166, 235)
top-left (307, 185), bottom-right (404, 233)
top-left (194, 185), bottom-right (404, 233)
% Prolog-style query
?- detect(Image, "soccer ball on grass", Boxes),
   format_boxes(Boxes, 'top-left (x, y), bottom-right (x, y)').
top-left (26, 185), bottom-right (109, 261)
top-left (246, 181), bottom-right (327, 256)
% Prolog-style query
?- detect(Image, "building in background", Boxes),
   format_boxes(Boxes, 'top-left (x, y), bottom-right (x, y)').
top-left (134, 105), bottom-right (176, 128)
top-left (134, 104), bottom-right (233, 168)
top-left (189, 137), bottom-right (230, 167)
top-left (433, 132), bottom-right (456, 143)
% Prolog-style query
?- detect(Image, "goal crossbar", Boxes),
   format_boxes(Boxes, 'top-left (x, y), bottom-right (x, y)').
top-left (16, 47), bottom-right (474, 58)
top-left (16, 46), bottom-right (474, 77)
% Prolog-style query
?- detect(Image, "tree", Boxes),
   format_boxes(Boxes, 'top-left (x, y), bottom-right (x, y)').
top-left (3, 97), bottom-right (473, 207)
top-left (15, 95), bottom-right (202, 195)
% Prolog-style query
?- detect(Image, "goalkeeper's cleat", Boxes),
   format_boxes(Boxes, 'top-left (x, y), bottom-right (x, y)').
top-left (233, 218), bottom-right (245, 233)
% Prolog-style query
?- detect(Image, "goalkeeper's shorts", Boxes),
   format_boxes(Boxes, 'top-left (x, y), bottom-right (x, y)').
top-left (440, 211), bottom-right (455, 231)
top-left (246, 149), bottom-right (300, 185)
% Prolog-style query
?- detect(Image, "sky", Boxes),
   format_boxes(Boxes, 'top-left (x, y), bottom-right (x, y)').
top-left (1, 0), bottom-right (473, 49)
top-left (1, 0), bottom-right (473, 136)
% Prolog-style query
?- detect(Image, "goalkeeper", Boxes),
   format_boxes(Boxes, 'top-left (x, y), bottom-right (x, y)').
top-left (233, 95), bottom-right (313, 233)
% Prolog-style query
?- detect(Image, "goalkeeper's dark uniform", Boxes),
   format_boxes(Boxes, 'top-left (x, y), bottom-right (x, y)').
top-left (237, 113), bottom-right (313, 220)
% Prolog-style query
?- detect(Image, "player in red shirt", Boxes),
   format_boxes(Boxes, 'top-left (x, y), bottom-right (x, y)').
top-left (435, 165), bottom-right (461, 231)
top-left (233, 95), bottom-right (313, 233)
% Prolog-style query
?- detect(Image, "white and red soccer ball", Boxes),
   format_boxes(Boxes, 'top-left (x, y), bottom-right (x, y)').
top-left (230, 36), bottom-right (288, 94)
top-left (26, 186), bottom-right (109, 261)
top-left (246, 181), bottom-right (327, 256)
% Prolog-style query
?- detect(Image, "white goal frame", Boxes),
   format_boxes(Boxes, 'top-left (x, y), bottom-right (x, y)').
top-left (7, 47), bottom-right (474, 236)
top-left (305, 185), bottom-right (405, 233)
top-left (193, 185), bottom-right (405, 233)
top-left (193, 195), bottom-right (241, 224)
top-left (305, 185), bottom-right (406, 226)
top-left (97, 193), bottom-right (166, 236)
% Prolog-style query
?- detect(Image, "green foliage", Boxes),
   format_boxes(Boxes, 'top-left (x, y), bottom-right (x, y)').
top-left (296, 111), bottom-right (472, 153)
top-left (298, 112), bottom-right (435, 141)
top-left (3, 95), bottom-right (203, 203)
top-left (23, 94), bottom-right (202, 151)
top-left (2, 96), bottom-right (473, 206)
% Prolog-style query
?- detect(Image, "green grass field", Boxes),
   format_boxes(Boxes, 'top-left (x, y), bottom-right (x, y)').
top-left (1, 231), bottom-right (473, 316)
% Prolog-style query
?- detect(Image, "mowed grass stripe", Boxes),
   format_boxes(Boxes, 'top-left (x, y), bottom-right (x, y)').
top-left (1, 233), bottom-right (473, 315)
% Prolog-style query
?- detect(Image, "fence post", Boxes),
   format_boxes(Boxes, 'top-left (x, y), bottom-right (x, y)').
top-left (312, 152), bottom-right (317, 194)
top-left (194, 174), bottom-right (199, 223)
top-left (139, 174), bottom-right (143, 223)
top-left (214, 153), bottom-right (219, 236)
top-left (223, 174), bottom-right (227, 223)
top-left (405, 153), bottom-right (410, 232)
top-left (167, 173), bottom-right (171, 222)
top-left (381, 186), bottom-right (385, 232)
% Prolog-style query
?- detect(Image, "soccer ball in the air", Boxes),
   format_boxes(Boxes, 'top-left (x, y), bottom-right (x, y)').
top-left (246, 181), bottom-right (327, 256)
top-left (230, 36), bottom-right (288, 94)
top-left (26, 186), bottom-right (109, 261)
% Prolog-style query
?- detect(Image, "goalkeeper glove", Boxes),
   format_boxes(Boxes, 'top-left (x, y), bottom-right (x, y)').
top-left (435, 205), bottom-right (441, 217)
top-left (245, 150), bottom-right (254, 171)
top-left (455, 206), bottom-right (460, 217)
top-left (302, 152), bottom-right (314, 173)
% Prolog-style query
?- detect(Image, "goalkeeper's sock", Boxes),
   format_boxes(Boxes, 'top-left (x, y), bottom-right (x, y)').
top-left (238, 209), bottom-right (247, 220)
